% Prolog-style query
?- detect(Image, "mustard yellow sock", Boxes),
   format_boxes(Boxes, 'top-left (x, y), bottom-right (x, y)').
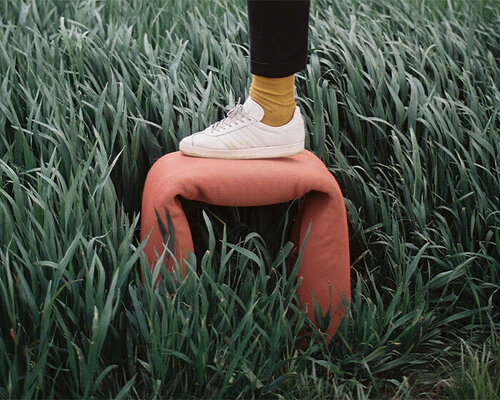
top-left (249, 74), bottom-right (296, 127)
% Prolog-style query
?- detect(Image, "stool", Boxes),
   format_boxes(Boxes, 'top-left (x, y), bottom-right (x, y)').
top-left (140, 150), bottom-right (350, 339)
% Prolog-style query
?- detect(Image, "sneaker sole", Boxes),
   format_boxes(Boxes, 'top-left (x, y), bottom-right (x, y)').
top-left (179, 141), bottom-right (305, 159)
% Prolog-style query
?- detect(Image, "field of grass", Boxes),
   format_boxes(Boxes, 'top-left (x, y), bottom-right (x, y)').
top-left (0, 0), bottom-right (499, 398)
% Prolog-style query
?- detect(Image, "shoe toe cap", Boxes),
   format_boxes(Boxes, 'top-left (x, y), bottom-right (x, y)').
top-left (180, 135), bottom-right (193, 147)
top-left (191, 133), bottom-right (223, 149)
top-left (181, 127), bottom-right (215, 146)
top-left (180, 133), bottom-right (218, 150)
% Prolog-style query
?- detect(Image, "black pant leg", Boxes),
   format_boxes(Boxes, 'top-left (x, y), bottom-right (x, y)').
top-left (247, 0), bottom-right (310, 78)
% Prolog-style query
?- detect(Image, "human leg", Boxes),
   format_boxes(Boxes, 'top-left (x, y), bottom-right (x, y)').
top-left (248, 0), bottom-right (310, 126)
top-left (179, 0), bottom-right (310, 159)
top-left (247, 0), bottom-right (310, 78)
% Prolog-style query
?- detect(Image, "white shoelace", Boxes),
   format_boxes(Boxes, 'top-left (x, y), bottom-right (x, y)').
top-left (211, 104), bottom-right (250, 132)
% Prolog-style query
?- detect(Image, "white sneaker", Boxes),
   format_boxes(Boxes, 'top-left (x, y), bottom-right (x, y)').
top-left (179, 97), bottom-right (305, 159)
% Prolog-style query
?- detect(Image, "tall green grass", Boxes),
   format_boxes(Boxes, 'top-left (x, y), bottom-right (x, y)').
top-left (0, 0), bottom-right (498, 398)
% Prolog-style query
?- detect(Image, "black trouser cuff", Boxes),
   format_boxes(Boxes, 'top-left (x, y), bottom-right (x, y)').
top-left (248, 0), bottom-right (310, 78)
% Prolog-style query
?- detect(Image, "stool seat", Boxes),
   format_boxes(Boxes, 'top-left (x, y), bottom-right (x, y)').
top-left (141, 150), bottom-right (350, 339)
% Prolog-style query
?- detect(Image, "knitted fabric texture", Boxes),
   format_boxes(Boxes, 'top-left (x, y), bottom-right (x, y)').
top-left (249, 74), bottom-right (296, 126)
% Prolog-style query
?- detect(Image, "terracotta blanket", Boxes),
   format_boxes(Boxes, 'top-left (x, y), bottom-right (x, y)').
top-left (141, 150), bottom-right (350, 338)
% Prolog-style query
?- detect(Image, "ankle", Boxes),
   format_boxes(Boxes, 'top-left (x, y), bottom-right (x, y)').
top-left (249, 74), bottom-right (296, 127)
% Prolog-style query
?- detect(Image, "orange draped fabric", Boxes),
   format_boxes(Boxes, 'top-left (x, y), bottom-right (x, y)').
top-left (140, 150), bottom-right (350, 339)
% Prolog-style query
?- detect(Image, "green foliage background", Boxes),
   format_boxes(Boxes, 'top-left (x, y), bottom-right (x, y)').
top-left (0, 0), bottom-right (498, 398)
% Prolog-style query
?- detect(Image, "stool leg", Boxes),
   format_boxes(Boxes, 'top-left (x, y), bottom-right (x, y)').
top-left (290, 191), bottom-right (351, 340)
top-left (141, 166), bottom-right (195, 280)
